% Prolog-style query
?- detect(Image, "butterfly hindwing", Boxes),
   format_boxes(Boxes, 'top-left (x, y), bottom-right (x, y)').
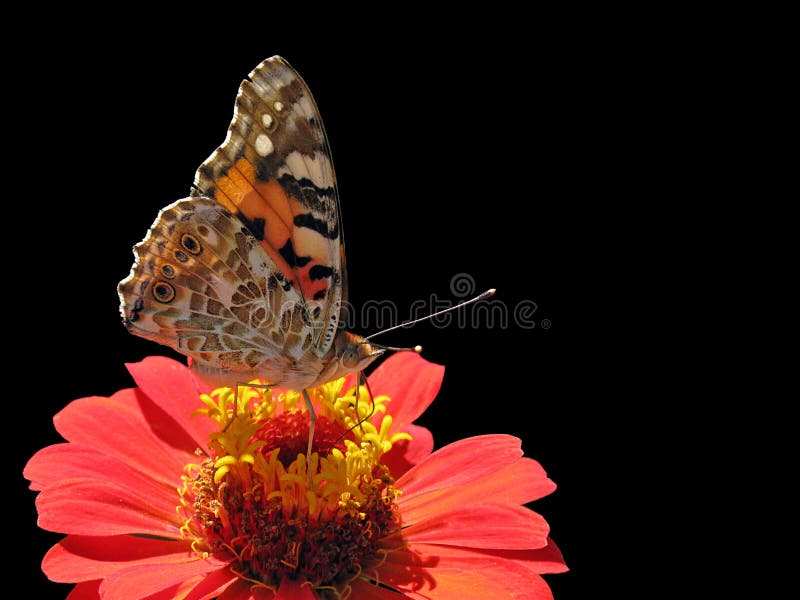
top-left (118, 198), bottom-right (319, 376)
top-left (192, 56), bottom-right (345, 357)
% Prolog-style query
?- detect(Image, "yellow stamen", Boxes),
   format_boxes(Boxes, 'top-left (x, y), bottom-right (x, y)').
top-left (177, 376), bottom-right (409, 595)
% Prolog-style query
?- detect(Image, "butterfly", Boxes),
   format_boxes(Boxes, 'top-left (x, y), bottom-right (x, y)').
top-left (117, 56), bottom-right (386, 452)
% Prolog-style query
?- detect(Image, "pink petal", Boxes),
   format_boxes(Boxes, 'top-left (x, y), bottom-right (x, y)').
top-left (39, 457), bottom-right (179, 526)
top-left (67, 580), bottom-right (100, 599)
top-left (43, 535), bottom-right (196, 582)
top-left (52, 393), bottom-right (197, 486)
top-left (408, 540), bottom-right (568, 575)
top-left (376, 550), bottom-right (552, 599)
top-left (179, 567), bottom-right (240, 600)
top-left (368, 352), bottom-right (444, 429)
top-left (396, 435), bottom-right (524, 498)
top-left (402, 503), bottom-right (549, 549)
top-left (502, 538), bottom-right (568, 575)
top-left (126, 357), bottom-right (217, 453)
top-left (137, 578), bottom-right (205, 600)
top-left (36, 478), bottom-right (181, 537)
top-left (25, 444), bottom-right (181, 508)
top-left (99, 554), bottom-right (230, 599)
top-left (274, 578), bottom-right (316, 599)
top-left (341, 372), bottom-right (358, 391)
top-left (349, 580), bottom-right (408, 599)
top-left (381, 424), bottom-right (433, 478)
top-left (219, 580), bottom-right (275, 599)
top-left (529, 574), bottom-right (556, 600)
top-left (398, 457), bottom-right (555, 522)
top-left (117, 567), bottom-right (236, 600)
top-left (217, 580), bottom-right (250, 599)
top-left (25, 444), bottom-right (96, 491)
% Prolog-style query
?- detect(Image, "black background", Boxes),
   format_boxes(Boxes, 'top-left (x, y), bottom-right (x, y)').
top-left (9, 21), bottom-right (626, 598)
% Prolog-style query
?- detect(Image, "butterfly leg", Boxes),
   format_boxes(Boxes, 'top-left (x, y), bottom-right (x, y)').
top-left (302, 388), bottom-right (317, 479)
top-left (223, 381), bottom-right (274, 431)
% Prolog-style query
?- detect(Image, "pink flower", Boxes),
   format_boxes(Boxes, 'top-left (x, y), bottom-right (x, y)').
top-left (26, 354), bottom-right (566, 598)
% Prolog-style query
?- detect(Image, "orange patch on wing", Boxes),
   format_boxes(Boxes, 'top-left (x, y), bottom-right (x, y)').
top-left (212, 159), bottom-right (296, 288)
top-left (215, 158), bottom-right (293, 232)
top-left (298, 262), bottom-right (330, 301)
top-left (212, 158), bottom-right (333, 302)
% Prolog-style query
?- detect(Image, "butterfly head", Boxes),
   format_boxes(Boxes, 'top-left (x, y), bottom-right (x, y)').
top-left (335, 331), bottom-right (385, 375)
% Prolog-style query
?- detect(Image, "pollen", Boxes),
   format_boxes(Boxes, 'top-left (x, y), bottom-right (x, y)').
top-left (179, 379), bottom-right (408, 597)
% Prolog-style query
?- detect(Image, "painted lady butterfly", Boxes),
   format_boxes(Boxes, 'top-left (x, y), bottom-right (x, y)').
top-left (118, 56), bottom-right (384, 447)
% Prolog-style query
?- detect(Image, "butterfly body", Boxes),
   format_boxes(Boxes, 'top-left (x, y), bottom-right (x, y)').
top-left (118, 56), bottom-right (383, 391)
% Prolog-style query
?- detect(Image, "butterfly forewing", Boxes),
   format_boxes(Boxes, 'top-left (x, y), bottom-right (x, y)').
top-left (191, 56), bottom-right (345, 356)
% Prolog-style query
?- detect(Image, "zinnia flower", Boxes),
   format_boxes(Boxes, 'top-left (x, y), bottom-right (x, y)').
top-left (25, 353), bottom-right (566, 599)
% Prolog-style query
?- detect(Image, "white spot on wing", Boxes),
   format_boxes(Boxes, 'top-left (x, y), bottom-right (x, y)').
top-left (297, 95), bottom-right (314, 118)
top-left (255, 134), bottom-right (274, 157)
top-left (284, 151), bottom-right (310, 181)
top-left (305, 151), bottom-right (328, 189)
top-left (281, 151), bottom-right (332, 189)
top-left (261, 113), bottom-right (273, 128)
top-left (294, 226), bottom-right (329, 260)
top-left (274, 101), bottom-right (284, 112)
top-left (201, 229), bottom-right (219, 246)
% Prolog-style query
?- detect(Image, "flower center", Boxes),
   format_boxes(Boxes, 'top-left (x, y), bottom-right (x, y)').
top-left (184, 456), bottom-right (399, 594)
top-left (252, 411), bottom-right (351, 469)
top-left (178, 380), bottom-right (411, 596)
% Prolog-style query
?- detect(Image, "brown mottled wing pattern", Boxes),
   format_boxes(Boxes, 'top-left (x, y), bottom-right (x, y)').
top-left (118, 198), bottom-right (315, 372)
top-left (192, 56), bottom-right (346, 356)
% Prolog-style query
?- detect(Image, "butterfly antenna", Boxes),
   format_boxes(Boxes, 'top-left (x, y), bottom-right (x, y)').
top-left (371, 342), bottom-right (423, 353)
top-left (365, 288), bottom-right (496, 341)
